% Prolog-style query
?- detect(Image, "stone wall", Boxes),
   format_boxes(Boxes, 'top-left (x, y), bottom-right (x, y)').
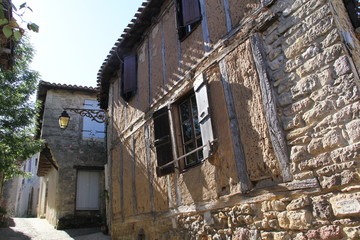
top-left (106, 0), bottom-right (360, 239)
top-left (39, 88), bottom-right (106, 228)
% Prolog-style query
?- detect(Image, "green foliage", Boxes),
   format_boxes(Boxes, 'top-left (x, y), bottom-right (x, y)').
top-left (0, 1), bottom-right (39, 42)
top-left (0, 38), bottom-right (43, 180)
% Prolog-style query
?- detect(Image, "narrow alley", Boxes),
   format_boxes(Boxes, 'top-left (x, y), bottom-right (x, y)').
top-left (0, 218), bottom-right (110, 240)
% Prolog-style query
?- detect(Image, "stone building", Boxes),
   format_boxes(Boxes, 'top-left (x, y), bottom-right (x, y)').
top-left (97, 0), bottom-right (360, 239)
top-left (36, 81), bottom-right (106, 229)
top-left (15, 154), bottom-right (40, 217)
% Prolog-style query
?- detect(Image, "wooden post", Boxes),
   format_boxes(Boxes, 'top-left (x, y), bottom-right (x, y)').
top-left (219, 60), bottom-right (252, 193)
top-left (250, 33), bottom-right (292, 182)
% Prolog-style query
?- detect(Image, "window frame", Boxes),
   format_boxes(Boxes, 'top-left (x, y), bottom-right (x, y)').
top-left (153, 107), bottom-right (175, 177)
top-left (82, 99), bottom-right (106, 140)
top-left (176, 92), bottom-right (204, 169)
top-left (176, 0), bottom-right (202, 41)
top-left (75, 170), bottom-right (101, 211)
top-left (153, 73), bottom-right (215, 175)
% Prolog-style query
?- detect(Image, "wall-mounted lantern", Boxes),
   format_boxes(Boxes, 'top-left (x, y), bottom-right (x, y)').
top-left (59, 110), bottom-right (70, 129)
top-left (58, 108), bottom-right (107, 129)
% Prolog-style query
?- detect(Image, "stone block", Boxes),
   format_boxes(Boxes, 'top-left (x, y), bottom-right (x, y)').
top-left (298, 152), bottom-right (332, 171)
top-left (289, 136), bottom-right (311, 145)
top-left (286, 196), bottom-right (310, 210)
top-left (314, 102), bottom-right (360, 134)
top-left (321, 170), bottom-right (358, 189)
top-left (305, 225), bottom-right (343, 240)
top-left (303, 99), bottom-right (335, 125)
top-left (330, 142), bottom-right (360, 163)
top-left (301, 45), bottom-right (320, 61)
top-left (346, 120), bottom-right (360, 143)
top-left (320, 174), bottom-right (341, 189)
top-left (294, 171), bottom-right (314, 180)
top-left (334, 56), bottom-right (351, 77)
top-left (278, 91), bottom-right (293, 107)
top-left (284, 55), bottom-right (303, 73)
top-left (283, 114), bottom-right (303, 130)
top-left (312, 196), bottom-right (333, 220)
top-left (307, 137), bottom-right (324, 155)
top-left (283, 98), bottom-right (313, 117)
top-left (344, 226), bottom-right (360, 240)
top-left (268, 46), bottom-right (282, 61)
top-left (321, 28), bottom-right (341, 48)
top-left (290, 146), bottom-right (309, 163)
top-left (322, 128), bottom-right (347, 151)
top-left (284, 16), bottom-right (334, 59)
top-left (291, 73), bottom-right (320, 100)
top-left (278, 210), bottom-right (312, 230)
top-left (297, 43), bottom-right (342, 77)
top-left (303, 4), bottom-right (331, 28)
top-left (262, 200), bottom-right (287, 212)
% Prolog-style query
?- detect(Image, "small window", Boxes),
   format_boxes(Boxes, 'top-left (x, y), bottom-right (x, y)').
top-left (153, 73), bottom-right (214, 175)
top-left (82, 100), bottom-right (106, 139)
top-left (176, 0), bottom-right (202, 41)
top-left (122, 54), bottom-right (137, 101)
top-left (153, 108), bottom-right (174, 176)
top-left (343, 0), bottom-right (360, 30)
top-left (179, 93), bottom-right (203, 167)
top-left (76, 170), bottom-right (100, 210)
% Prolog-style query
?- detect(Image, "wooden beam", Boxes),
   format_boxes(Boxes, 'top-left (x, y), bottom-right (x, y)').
top-left (119, 142), bottom-right (125, 222)
top-left (145, 124), bottom-right (155, 212)
top-left (219, 60), bottom-right (252, 193)
top-left (222, 0), bottom-right (232, 32)
top-left (250, 33), bottom-right (292, 182)
top-left (131, 135), bottom-right (138, 215)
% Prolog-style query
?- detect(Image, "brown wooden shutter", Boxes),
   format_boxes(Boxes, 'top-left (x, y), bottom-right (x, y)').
top-left (343, 0), bottom-right (360, 28)
top-left (123, 54), bottom-right (137, 95)
top-left (181, 0), bottom-right (201, 26)
top-left (153, 108), bottom-right (174, 176)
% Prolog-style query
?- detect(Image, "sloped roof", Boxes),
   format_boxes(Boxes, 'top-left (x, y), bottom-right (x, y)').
top-left (97, 0), bottom-right (166, 109)
top-left (35, 81), bottom-right (98, 139)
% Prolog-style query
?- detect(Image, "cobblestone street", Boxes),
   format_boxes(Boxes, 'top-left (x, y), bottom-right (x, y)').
top-left (0, 218), bottom-right (110, 240)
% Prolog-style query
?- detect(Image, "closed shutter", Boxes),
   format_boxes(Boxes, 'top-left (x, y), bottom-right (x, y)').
top-left (82, 100), bottom-right (105, 139)
top-left (343, 0), bottom-right (360, 28)
top-left (193, 73), bottom-right (214, 158)
top-left (122, 54), bottom-right (137, 97)
top-left (181, 0), bottom-right (202, 26)
top-left (153, 108), bottom-right (174, 176)
top-left (76, 170), bottom-right (100, 210)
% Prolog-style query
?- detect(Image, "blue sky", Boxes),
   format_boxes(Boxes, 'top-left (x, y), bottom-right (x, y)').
top-left (13, 0), bottom-right (144, 87)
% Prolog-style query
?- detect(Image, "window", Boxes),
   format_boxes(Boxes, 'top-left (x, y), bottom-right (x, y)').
top-left (176, 0), bottom-right (202, 40)
top-left (343, 0), bottom-right (360, 31)
top-left (179, 93), bottom-right (203, 167)
top-left (154, 73), bottom-right (214, 175)
top-left (76, 170), bottom-right (100, 210)
top-left (82, 100), bottom-right (106, 139)
top-left (121, 54), bottom-right (137, 101)
top-left (154, 108), bottom-right (174, 176)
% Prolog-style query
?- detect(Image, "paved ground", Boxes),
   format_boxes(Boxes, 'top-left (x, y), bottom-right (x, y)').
top-left (0, 218), bottom-right (111, 240)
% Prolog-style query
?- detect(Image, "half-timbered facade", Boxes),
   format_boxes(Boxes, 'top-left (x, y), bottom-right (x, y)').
top-left (98, 0), bottom-right (360, 239)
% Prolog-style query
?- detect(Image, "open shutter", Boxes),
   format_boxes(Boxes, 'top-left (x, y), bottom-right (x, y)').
top-left (182, 0), bottom-right (202, 26)
top-left (343, 0), bottom-right (360, 28)
top-left (153, 108), bottom-right (174, 176)
top-left (122, 54), bottom-right (137, 98)
top-left (193, 73), bottom-right (214, 158)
